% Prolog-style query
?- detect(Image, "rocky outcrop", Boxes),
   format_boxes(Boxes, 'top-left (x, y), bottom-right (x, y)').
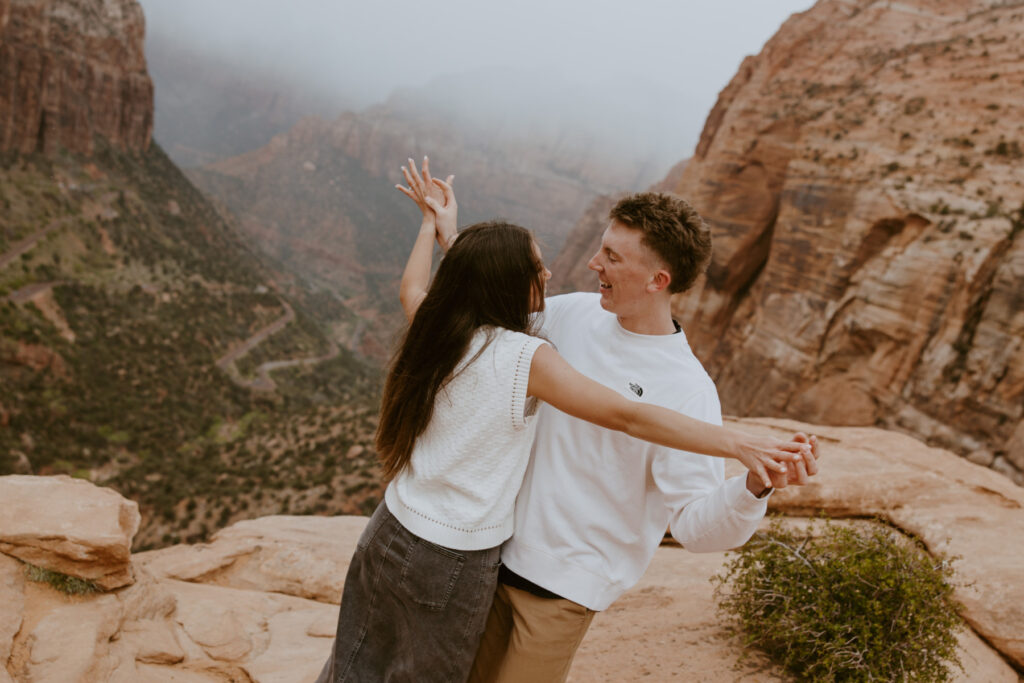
top-left (0, 475), bottom-right (139, 589)
top-left (554, 0), bottom-right (1024, 482)
top-left (3, 421), bottom-right (1024, 679)
top-left (0, 0), bottom-right (153, 155)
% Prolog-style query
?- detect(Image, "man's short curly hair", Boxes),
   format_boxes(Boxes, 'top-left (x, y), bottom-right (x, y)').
top-left (609, 192), bottom-right (712, 294)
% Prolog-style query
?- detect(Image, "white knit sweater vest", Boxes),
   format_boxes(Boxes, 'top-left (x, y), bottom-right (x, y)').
top-left (385, 327), bottom-right (547, 550)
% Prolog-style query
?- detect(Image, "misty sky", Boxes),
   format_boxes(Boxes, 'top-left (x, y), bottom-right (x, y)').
top-left (139, 0), bottom-right (815, 159)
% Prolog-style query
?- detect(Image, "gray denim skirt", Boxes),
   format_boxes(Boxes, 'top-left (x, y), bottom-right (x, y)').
top-left (315, 501), bottom-right (502, 683)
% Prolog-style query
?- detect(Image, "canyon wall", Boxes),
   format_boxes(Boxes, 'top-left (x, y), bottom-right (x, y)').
top-left (554, 0), bottom-right (1024, 481)
top-left (0, 0), bottom-right (153, 155)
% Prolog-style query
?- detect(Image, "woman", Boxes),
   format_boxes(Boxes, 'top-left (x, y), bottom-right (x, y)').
top-left (316, 159), bottom-right (810, 683)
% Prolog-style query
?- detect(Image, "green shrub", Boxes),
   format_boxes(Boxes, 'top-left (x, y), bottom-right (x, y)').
top-left (713, 518), bottom-right (961, 682)
top-left (25, 564), bottom-right (101, 595)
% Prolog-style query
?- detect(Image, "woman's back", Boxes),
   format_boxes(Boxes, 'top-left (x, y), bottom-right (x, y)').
top-left (384, 327), bottom-right (547, 551)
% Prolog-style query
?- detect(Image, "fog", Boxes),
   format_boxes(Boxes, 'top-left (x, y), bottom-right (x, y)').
top-left (139, 0), bottom-right (814, 164)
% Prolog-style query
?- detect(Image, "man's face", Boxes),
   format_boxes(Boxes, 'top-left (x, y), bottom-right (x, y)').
top-left (587, 221), bottom-right (662, 316)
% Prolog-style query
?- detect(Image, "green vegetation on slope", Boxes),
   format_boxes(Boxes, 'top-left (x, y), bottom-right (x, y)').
top-left (0, 144), bottom-right (384, 549)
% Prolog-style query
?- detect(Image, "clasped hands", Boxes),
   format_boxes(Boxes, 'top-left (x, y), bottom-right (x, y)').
top-left (752, 432), bottom-right (819, 496)
top-left (397, 156), bottom-right (458, 252)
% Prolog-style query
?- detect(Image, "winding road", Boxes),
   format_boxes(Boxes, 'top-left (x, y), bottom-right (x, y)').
top-left (214, 299), bottom-right (344, 392)
top-left (1, 216), bottom-right (344, 393)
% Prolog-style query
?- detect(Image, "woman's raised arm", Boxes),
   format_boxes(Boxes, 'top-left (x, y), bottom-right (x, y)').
top-left (395, 157), bottom-right (457, 321)
top-left (527, 344), bottom-right (807, 488)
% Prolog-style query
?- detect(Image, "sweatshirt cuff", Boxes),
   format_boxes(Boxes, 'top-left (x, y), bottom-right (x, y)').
top-left (727, 475), bottom-right (770, 517)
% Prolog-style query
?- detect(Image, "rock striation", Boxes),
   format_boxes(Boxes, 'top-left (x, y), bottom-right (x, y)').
top-left (0, 0), bottom-right (153, 155)
top-left (554, 0), bottom-right (1024, 482)
top-left (3, 420), bottom-right (1024, 680)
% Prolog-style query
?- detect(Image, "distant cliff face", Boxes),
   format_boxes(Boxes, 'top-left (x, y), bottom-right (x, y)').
top-left (555, 0), bottom-right (1024, 482)
top-left (0, 0), bottom-right (153, 155)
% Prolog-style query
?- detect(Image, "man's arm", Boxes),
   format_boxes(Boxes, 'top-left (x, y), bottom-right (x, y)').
top-left (652, 391), bottom-right (818, 552)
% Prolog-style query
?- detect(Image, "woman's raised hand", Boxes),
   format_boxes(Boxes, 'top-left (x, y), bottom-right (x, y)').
top-left (396, 156), bottom-right (457, 250)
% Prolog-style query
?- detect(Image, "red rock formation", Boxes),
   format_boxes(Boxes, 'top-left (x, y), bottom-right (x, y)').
top-left (554, 0), bottom-right (1024, 483)
top-left (0, 0), bottom-right (153, 155)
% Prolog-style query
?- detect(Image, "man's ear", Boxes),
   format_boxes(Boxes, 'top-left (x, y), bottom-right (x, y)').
top-left (647, 269), bottom-right (672, 293)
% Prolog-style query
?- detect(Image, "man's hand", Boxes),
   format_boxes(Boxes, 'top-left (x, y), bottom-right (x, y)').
top-left (745, 432), bottom-right (819, 496)
top-left (395, 156), bottom-right (457, 251)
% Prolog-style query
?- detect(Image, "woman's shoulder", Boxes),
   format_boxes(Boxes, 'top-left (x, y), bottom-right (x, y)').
top-left (490, 327), bottom-right (548, 354)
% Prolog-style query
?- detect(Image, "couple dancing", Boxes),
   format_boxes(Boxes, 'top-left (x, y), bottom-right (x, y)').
top-left (317, 158), bottom-right (820, 683)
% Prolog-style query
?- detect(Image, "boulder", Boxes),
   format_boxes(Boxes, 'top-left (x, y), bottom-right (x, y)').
top-left (0, 475), bottom-right (140, 589)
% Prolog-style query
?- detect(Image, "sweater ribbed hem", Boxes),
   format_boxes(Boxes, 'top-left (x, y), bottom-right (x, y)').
top-left (384, 486), bottom-right (511, 551)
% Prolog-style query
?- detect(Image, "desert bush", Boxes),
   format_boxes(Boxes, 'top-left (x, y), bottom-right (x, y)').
top-left (713, 518), bottom-right (961, 682)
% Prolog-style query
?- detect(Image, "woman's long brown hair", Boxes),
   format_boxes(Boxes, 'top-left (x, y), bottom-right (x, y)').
top-left (376, 221), bottom-right (546, 481)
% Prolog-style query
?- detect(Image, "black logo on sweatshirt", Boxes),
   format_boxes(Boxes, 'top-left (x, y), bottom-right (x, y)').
top-left (628, 382), bottom-right (644, 397)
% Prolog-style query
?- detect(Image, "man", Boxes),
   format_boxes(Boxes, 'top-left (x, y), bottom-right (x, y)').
top-left (459, 191), bottom-right (820, 682)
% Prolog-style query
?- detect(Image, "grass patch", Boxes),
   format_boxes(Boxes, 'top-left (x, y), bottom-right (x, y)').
top-left (25, 563), bottom-right (102, 595)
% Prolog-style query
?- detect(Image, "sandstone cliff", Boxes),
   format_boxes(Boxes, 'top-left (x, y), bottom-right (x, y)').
top-left (0, 0), bottom-right (153, 155)
top-left (2, 421), bottom-right (1022, 681)
top-left (554, 0), bottom-right (1024, 483)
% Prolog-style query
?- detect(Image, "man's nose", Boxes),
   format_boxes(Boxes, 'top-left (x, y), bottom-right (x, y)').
top-left (587, 253), bottom-right (601, 271)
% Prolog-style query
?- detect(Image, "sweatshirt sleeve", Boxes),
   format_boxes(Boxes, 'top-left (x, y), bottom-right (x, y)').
top-left (649, 387), bottom-right (768, 552)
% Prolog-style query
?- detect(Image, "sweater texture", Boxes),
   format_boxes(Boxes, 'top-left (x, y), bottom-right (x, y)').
top-left (385, 327), bottom-right (547, 550)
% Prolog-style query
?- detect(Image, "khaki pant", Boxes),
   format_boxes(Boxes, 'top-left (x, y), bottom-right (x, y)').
top-left (468, 582), bottom-right (596, 683)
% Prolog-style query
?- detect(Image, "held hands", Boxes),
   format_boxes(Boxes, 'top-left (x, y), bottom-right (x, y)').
top-left (396, 156), bottom-right (457, 252)
top-left (745, 432), bottom-right (820, 495)
top-left (733, 432), bottom-right (816, 490)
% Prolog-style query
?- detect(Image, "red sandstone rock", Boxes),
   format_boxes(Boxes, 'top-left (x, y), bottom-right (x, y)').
top-left (0, 0), bottom-right (153, 156)
top-left (0, 475), bottom-right (139, 589)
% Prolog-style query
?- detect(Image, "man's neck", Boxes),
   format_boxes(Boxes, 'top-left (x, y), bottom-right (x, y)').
top-left (616, 301), bottom-right (677, 336)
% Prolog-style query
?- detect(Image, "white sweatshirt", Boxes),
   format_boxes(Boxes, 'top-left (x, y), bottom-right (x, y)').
top-left (500, 293), bottom-right (768, 611)
top-left (385, 327), bottom-right (547, 551)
